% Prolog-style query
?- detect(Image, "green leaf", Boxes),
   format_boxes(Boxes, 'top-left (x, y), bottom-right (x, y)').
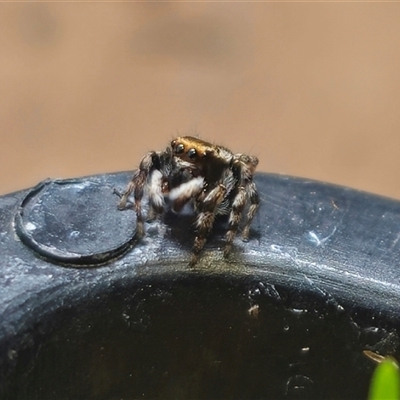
top-left (369, 357), bottom-right (400, 400)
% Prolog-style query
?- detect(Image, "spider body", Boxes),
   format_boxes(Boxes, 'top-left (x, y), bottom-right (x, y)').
top-left (119, 136), bottom-right (260, 265)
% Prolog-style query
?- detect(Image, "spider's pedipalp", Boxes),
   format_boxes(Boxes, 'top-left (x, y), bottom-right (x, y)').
top-left (169, 176), bottom-right (204, 212)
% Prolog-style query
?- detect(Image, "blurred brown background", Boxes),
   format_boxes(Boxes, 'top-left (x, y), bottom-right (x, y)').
top-left (1, 3), bottom-right (400, 198)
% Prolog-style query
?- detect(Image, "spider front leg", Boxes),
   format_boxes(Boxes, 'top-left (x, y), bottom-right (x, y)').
top-left (190, 184), bottom-right (227, 266)
top-left (118, 151), bottom-right (162, 238)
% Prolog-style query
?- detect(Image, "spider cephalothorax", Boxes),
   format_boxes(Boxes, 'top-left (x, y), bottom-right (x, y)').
top-left (119, 136), bottom-right (260, 265)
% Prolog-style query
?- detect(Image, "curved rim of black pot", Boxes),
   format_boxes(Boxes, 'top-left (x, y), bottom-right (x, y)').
top-left (1, 171), bottom-right (400, 399)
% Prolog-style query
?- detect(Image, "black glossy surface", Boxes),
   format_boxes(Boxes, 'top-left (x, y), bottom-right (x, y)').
top-left (15, 178), bottom-right (136, 264)
top-left (1, 172), bottom-right (400, 399)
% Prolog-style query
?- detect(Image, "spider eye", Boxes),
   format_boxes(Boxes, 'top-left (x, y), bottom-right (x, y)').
top-left (175, 143), bottom-right (185, 154)
top-left (187, 148), bottom-right (197, 159)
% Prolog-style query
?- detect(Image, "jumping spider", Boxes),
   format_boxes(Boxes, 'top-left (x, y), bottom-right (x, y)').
top-left (118, 136), bottom-right (260, 265)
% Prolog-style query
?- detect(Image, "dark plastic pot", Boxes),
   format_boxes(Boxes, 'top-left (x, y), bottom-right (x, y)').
top-left (1, 172), bottom-right (400, 399)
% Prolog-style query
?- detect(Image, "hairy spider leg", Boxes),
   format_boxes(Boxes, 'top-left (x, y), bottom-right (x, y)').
top-left (118, 151), bottom-right (161, 238)
top-left (241, 155), bottom-right (260, 241)
top-left (224, 155), bottom-right (260, 256)
top-left (224, 186), bottom-right (247, 257)
top-left (241, 180), bottom-right (260, 241)
top-left (190, 184), bottom-right (227, 266)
